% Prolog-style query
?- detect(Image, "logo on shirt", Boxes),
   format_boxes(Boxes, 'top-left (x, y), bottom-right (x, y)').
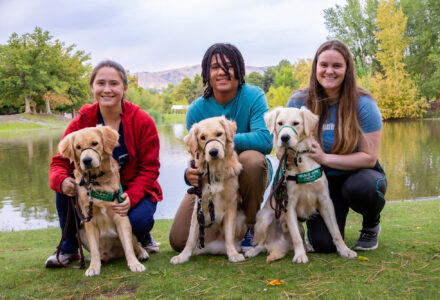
top-left (323, 123), bottom-right (335, 131)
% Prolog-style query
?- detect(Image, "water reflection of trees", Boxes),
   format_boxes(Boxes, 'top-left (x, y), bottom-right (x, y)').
top-left (380, 120), bottom-right (440, 200)
top-left (0, 131), bottom-right (62, 221)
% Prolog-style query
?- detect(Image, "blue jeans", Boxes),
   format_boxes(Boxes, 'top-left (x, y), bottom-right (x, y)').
top-left (56, 192), bottom-right (156, 253)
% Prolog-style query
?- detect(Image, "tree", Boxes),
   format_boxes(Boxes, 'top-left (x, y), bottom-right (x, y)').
top-left (292, 59), bottom-right (312, 89)
top-left (368, 0), bottom-right (427, 119)
top-left (245, 72), bottom-right (265, 90)
top-left (401, 0), bottom-right (440, 101)
top-left (324, 0), bottom-right (380, 74)
top-left (266, 85), bottom-right (292, 109)
top-left (0, 27), bottom-right (90, 114)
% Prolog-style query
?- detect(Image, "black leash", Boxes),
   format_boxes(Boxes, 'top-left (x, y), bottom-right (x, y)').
top-left (186, 159), bottom-right (215, 248)
top-left (269, 151), bottom-right (289, 219)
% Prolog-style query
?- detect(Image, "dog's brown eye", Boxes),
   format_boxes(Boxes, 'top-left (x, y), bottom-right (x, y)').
top-left (91, 141), bottom-right (98, 146)
top-left (216, 132), bottom-right (222, 137)
top-left (293, 122), bottom-right (299, 126)
top-left (277, 121), bottom-right (283, 126)
top-left (76, 145), bottom-right (81, 150)
top-left (201, 135), bottom-right (206, 140)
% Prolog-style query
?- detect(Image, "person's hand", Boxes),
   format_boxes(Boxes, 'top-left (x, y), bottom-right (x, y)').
top-left (185, 166), bottom-right (202, 187)
top-left (276, 149), bottom-right (295, 168)
top-left (61, 177), bottom-right (77, 197)
top-left (113, 193), bottom-right (131, 217)
top-left (309, 140), bottom-right (326, 165)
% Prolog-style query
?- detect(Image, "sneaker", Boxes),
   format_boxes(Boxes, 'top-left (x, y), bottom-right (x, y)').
top-left (353, 225), bottom-right (381, 251)
top-left (241, 227), bottom-right (254, 252)
top-left (143, 233), bottom-right (160, 253)
top-left (45, 251), bottom-right (79, 268)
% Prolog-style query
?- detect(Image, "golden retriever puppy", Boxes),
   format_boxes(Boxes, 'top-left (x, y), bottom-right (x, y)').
top-left (58, 125), bottom-right (148, 276)
top-left (170, 116), bottom-right (246, 264)
top-left (245, 107), bottom-right (357, 263)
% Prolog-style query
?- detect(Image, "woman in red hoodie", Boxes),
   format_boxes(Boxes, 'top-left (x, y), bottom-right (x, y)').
top-left (45, 60), bottom-right (163, 267)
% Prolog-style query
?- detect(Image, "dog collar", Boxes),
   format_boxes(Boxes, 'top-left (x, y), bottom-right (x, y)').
top-left (278, 126), bottom-right (298, 136)
top-left (89, 183), bottom-right (124, 203)
top-left (286, 167), bottom-right (323, 184)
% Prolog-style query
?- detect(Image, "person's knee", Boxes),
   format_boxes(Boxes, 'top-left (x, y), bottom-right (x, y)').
top-left (239, 150), bottom-right (266, 174)
top-left (343, 169), bottom-right (386, 211)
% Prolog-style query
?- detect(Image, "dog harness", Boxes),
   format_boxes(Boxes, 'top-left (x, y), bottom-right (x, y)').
top-left (269, 148), bottom-right (324, 219)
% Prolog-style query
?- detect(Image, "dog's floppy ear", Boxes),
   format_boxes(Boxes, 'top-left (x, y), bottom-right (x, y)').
top-left (220, 116), bottom-right (236, 144)
top-left (184, 123), bottom-right (199, 154)
top-left (300, 106), bottom-right (319, 137)
top-left (264, 107), bottom-right (282, 134)
top-left (58, 132), bottom-right (75, 163)
top-left (99, 125), bottom-right (120, 155)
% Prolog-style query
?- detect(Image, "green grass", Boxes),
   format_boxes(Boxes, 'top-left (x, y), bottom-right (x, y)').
top-left (163, 113), bottom-right (186, 124)
top-left (0, 200), bottom-right (439, 299)
top-left (0, 113), bottom-right (68, 131)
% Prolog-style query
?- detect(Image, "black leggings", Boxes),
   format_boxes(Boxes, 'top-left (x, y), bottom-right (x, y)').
top-left (307, 162), bottom-right (387, 253)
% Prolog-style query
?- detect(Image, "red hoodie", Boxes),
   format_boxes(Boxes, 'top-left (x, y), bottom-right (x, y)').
top-left (49, 100), bottom-right (163, 207)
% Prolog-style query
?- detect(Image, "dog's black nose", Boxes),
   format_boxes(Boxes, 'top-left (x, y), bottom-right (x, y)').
top-left (82, 157), bottom-right (93, 166)
top-left (281, 134), bottom-right (290, 144)
top-left (209, 148), bottom-right (218, 158)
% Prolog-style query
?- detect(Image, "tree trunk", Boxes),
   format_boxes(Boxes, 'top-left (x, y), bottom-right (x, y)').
top-left (71, 107), bottom-right (76, 118)
top-left (24, 95), bottom-right (31, 113)
top-left (45, 98), bottom-right (52, 114)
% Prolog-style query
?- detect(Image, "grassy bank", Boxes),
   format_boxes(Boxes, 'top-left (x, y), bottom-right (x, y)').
top-left (0, 113), bottom-right (185, 131)
top-left (0, 200), bottom-right (439, 299)
top-left (0, 113), bottom-right (69, 130)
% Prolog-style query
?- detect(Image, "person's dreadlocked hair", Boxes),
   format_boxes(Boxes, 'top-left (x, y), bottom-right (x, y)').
top-left (306, 39), bottom-right (374, 154)
top-left (201, 43), bottom-right (246, 99)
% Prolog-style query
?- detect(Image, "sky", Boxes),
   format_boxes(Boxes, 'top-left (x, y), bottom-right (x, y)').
top-left (0, 0), bottom-right (346, 73)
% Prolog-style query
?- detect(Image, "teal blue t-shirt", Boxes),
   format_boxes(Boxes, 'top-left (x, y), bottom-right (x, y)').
top-left (187, 84), bottom-right (273, 155)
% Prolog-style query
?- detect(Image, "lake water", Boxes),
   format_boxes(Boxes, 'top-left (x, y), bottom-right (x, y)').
top-left (0, 119), bottom-right (439, 231)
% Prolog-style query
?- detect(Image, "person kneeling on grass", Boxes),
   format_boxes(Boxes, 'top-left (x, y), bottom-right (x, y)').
top-left (46, 60), bottom-right (162, 267)
top-left (286, 40), bottom-right (387, 253)
top-left (168, 43), bottom-right (273, 253)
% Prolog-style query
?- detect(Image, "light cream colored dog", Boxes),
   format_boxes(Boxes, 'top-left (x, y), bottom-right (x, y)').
top-left (58, 125), bottom-right (148, 276)
top-left (245, 107), bottom-right (357, 263)
top-left (170, 116), bottom-right (246, 264)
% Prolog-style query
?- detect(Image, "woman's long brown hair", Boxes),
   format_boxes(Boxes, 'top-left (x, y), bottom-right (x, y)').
top-left (306, 40), bottom-right (372, 154)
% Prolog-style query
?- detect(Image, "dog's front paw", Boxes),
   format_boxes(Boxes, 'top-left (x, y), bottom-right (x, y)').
top-left (138, 248), bottom-right (150, 261)
top-left (292, 252), bottom-right (308, 264)
top-left (85, 264), bottom-right (101, 277)
top-left (244, 248), bottom-right (259, 258)
top-left (128, 260), bottom-right (146, 272)
top-left (228, 253), bottom-right (245, 263)
top-left (339, 247), bottom-right (357, 259)
top-left (170, 254), bottom-right (190, 264)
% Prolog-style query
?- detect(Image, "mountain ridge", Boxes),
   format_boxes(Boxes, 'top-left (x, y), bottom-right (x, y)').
top-left (134, 64), bottom-right (266, 90)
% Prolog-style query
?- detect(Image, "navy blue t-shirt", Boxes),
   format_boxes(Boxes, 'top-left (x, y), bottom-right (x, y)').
top-left (98, 111), bottom-right (129, 171)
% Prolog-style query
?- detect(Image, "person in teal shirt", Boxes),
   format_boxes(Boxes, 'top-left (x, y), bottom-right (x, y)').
top-left (169, 43), bottom-right (273, 252)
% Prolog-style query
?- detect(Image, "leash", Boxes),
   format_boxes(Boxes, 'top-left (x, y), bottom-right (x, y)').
top-left (268, 146), bottom-right (324, 219)
top-left (186, 158), bottom-right (215, 249)
top-left (55, 194), bottom-right (87, 269)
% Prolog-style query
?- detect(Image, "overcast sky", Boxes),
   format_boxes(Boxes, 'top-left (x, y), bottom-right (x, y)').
top-left (0, 0), bottom-right (346, 73)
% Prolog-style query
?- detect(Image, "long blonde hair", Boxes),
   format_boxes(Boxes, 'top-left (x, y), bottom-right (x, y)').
top-left (306, 40), bottom-right (372, 154)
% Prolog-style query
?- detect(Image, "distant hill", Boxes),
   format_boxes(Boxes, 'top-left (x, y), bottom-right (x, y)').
top-left (134, 65), bottom-right (267, 90)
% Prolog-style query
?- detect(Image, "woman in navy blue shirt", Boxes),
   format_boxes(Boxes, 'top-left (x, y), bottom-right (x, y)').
top-left (287, 40), bottom-right (387, 252)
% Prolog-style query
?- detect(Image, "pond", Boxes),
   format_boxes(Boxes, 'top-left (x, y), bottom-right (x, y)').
top-left (0, 119), bottom-right (439, 231)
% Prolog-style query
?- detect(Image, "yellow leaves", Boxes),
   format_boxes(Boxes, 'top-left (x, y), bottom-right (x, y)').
top-left (266, 85), bottom-right (292, 110)
top-left (267, 279), bottom-right (284, 286)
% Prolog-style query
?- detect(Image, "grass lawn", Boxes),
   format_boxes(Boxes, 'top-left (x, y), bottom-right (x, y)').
top-left (0, 113), bottom-right (68, 131)
top-left (0, 199), bottom-right (439, 299)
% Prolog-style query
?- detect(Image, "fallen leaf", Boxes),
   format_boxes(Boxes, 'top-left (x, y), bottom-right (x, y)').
top-left (267, 279), bottom-right (284, 286)
top-left (358, 255), bottom-right (369, 261)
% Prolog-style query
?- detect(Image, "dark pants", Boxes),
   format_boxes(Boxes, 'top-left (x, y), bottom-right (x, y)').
top-left (307, 162), bottom-right (387, 253)
top-left (56, 192), bottom-right (156, 253)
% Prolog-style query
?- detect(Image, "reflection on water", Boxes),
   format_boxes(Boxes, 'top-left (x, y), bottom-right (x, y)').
top-left (0, 120), bottom-right (439, 231)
